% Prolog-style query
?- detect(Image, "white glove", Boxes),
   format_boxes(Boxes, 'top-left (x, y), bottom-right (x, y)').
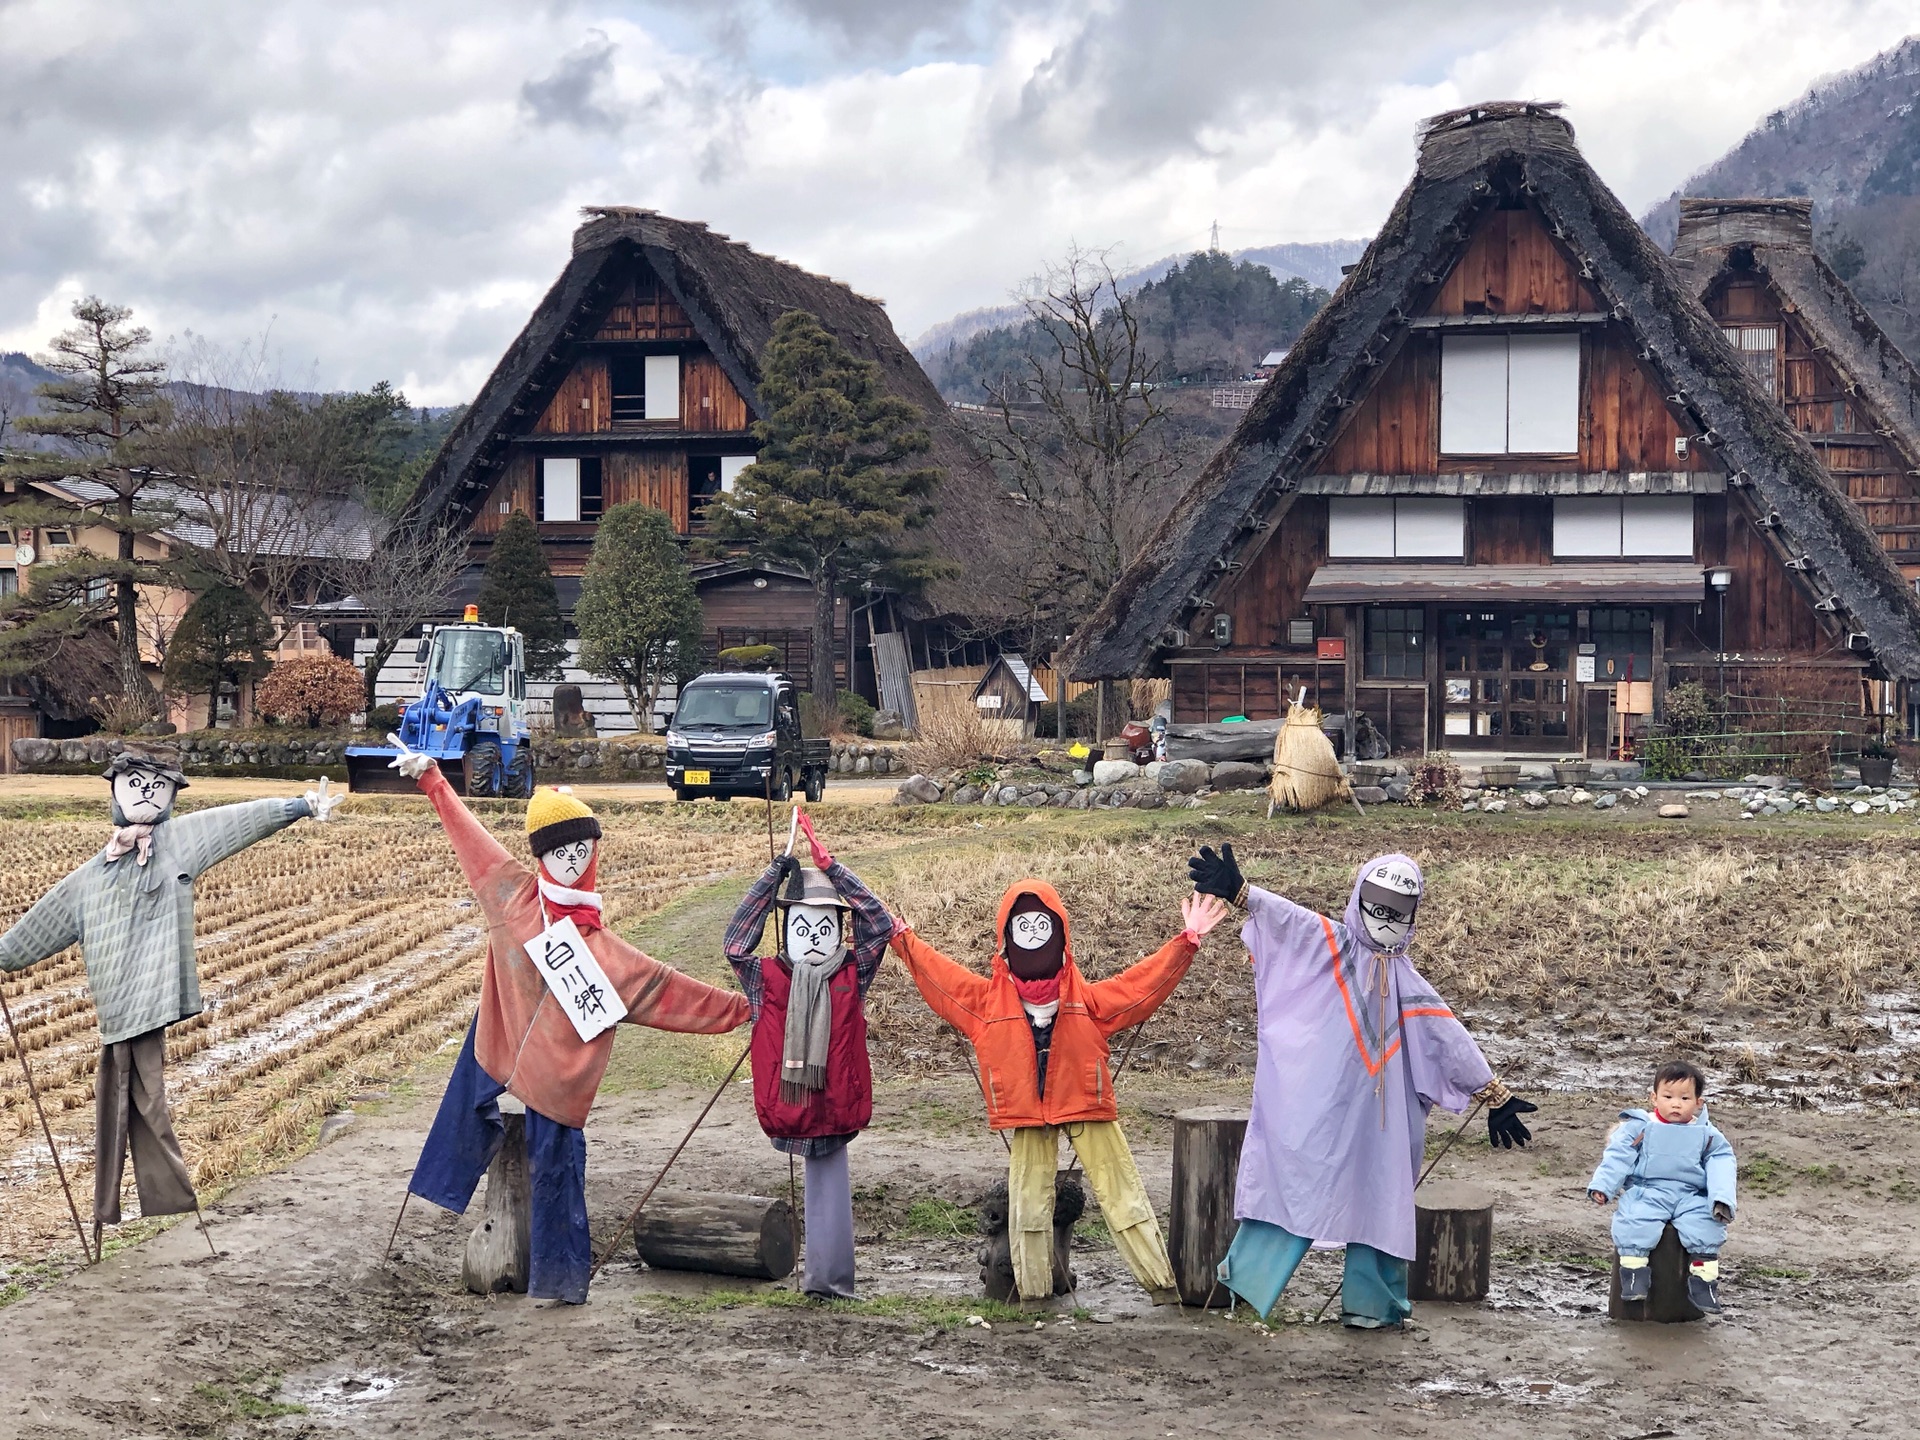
top-left (302, 774), bottom-right (345, 823)
top-left (387, 732), bottom-right (433, 780)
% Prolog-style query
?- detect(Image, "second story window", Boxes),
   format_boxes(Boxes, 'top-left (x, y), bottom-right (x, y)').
top-left (1328, 497), bottom-right (1464, 558)
top-left (1720, 325), bottom-right (1779, 397)
top-left (538, 457), bottom-right (603, 523)
top-left (610, 354), bottom-right (682, 427)
top-left (1440, 333), bottom-right (1580, 456)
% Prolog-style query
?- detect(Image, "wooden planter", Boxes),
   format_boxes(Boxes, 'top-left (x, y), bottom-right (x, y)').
top-left (1478, 763), bottom-right (1521, 788)
top-left (1552, 763), bottom-right (1593, 787)
top-left (1859, 756), bottom-right (1895, 788)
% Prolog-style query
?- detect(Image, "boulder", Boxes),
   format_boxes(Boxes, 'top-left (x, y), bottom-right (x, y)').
top-left (1352, 785), bottom-right (1388, 805)
top-left (1658, 803), bottom-right (1690, 819)
top-left (10, 737), bottom-right (54, 766)
top-left (1568, 788), bottom-right (1594, 805)
top-left (1384, 779), bottom-right (1412, 803)
top-left (1209, 760), bottom-right (1267, 791)
top-left (854, 755), bottom-right (872, 775)
top-left (1523, 792), bottom-right (1549, 809)
top-left (1092, 759), bottom-right (1141, 787)
top-left (952, 784), bottom-right (983, 805)
top-left (1162, 720), bottom-right (1284, 763)
top-left (896, 774), bottom-right (942, 805)
top-left (1157, 759), bottom-right (1210, 794)
top-left (552, 685), bottom-right (594, 737)
top-left (59, 739), bottom-right (89, 764)
top-left (870, 710), bottom-right (905, 741)
top-left (1134, 789), bottom-right (1166, 810)
top-left (1592, 792), bottom-right (1619, 810)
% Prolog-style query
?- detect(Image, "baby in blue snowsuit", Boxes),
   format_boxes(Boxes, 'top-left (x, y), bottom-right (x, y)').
top-left (1588, 1059), bottom-right (1736, 1313)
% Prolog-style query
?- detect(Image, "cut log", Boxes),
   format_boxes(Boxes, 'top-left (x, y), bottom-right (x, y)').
top-left (633, 1192), bottom-right (796, 1280)
top-left (1168, 1106), bottom-right (1250, 1306)
top-left (462, 1112), bottom-right (530, 1296)
top-left (1609, 1223), bottom-right (1704, 1323)
top-left (1410, 1180), bottom-right (1493, 1302)
top-left (976, 1173), bottom-right (1084, 1301)
top-left (1164, 721), bottom-right (1284, 763)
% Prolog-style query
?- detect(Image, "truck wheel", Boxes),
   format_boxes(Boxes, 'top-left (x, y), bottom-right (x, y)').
top-left (803, 770), bottom-right (824, 803)
top-left (773, 767), bottom-right (793, 802)
top-left (466, 741), bottom-right (501, 798)
top-left (506, 747), bottom-right (535, 799)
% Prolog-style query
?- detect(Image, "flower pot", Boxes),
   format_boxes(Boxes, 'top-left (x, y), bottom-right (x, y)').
top-left (1479, 763), bottom-right (1522, 788)
top-left (1859, 756), bottom-right (1895, 788)
top-left (1552, 762), bottom-right (1592, 788)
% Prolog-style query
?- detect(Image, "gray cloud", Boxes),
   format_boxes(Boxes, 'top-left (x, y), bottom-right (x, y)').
top-left (521, 30), bottom-right (624, 131)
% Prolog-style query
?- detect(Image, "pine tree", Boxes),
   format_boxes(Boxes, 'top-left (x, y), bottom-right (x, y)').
top-left (162, 585), bottom-right (275, 729)
top-left (707, 309), bottom-right (943, 701)
top-left (574, 503), bottom-right (702, 731)
top-left (0, 298), bottom-right (173, 720)
top-left (476, 510), bottom-right (568, 679)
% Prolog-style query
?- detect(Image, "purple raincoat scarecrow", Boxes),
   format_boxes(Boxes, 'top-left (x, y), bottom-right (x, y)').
top-left (1187, 845), bottom-right (1534, 1328)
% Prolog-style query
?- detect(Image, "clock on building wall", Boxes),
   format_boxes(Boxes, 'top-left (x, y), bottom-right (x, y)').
top-left (13, 544), bottom-right (34, 567)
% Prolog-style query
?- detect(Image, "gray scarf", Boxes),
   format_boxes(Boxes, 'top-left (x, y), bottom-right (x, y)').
top-left (781, 944), bottom-right (848, 1105)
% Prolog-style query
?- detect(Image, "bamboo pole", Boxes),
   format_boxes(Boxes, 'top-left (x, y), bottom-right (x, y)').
top-left (0, 986), bottom-right (96, 1264)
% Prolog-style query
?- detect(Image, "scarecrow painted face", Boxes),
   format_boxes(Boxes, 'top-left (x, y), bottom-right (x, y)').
top-left (1356, 857), bottom-right (1421, 951)
top-left (541, 837), bottom-right (595, 887)
top-left (1004, 892), bottom-right (1066, 981)
top-left (784, 903), bottom-right (843, 963)
top-left (111, 767), bottom-right (178, 825)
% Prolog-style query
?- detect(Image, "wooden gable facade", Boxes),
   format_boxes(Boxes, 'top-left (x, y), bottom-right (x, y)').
top-left (1066, 104), bottom-right (1920, 756)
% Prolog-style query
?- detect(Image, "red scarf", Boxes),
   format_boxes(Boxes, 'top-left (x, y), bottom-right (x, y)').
top-left (1012, 974), bottom-right (1061, 1006)
top-left (537, 858), bottom-right (603, 933)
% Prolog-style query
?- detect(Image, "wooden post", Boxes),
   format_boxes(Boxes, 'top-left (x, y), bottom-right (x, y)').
top-left (463, 1113), bottom-right (531, 1295)
top-left (1168, 1106), bottom-right (1249, 1305)
top-left (976, 1173), bottom-right (1083, 1302)
top-left (1409, 1180), bottom-right (1493, 1302)
top-left (1608, 1223), bottom-right (1704, 1323)
top-left (633, 1192), bottom-right (796, 1280)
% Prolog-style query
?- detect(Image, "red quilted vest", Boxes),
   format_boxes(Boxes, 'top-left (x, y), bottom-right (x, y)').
top-left (750, 958), bottom-right (873, 1139)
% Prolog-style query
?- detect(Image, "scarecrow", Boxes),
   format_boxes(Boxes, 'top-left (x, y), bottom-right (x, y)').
top-left (723, 810), bottom-right (894, 1299)
top-left (1188, 843), bottom-right (1534, 1328)
top-left (891, 880), bottom-right (1230, 1304)
top-left (0, 745), bottom-right (343, 1252)
top-left (398, 747), bottom-right (749, 1304)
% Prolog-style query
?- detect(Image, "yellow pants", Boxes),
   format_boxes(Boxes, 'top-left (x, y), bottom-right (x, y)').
top-left (1007, 1121), bottom-right (1176, 1302)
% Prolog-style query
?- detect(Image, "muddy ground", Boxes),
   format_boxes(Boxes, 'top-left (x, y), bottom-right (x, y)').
top-left (2, 804), bottom-right (1917, 1437)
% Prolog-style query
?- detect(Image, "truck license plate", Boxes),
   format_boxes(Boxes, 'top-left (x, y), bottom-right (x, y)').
top-left (683, 770), bottom-right (710, 785)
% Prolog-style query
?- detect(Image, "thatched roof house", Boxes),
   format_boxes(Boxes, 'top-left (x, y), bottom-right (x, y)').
top-left (1673, 197), bottom-right (1920, 587)
top-left (1064, 102), bottom-right (1920, 751)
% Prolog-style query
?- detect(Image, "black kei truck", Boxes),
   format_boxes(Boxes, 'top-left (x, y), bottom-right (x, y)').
top-left (663, 672), bottom-right (833, 803)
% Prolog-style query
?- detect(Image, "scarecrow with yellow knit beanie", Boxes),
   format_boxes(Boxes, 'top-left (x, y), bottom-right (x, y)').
top-left (399, 745), bottom-right (749, 1303)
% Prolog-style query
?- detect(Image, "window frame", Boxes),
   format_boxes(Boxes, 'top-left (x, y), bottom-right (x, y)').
top-left (1328, 497), bottom-right (1464, 560)
top-left (1439, 332), bottom-right (1582, 458)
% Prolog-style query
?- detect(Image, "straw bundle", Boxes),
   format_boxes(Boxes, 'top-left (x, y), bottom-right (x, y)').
top-left (1268, 700), bottom-right (1350, 813)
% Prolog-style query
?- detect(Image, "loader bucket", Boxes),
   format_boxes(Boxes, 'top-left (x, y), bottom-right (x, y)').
top-left (344, 747), bottom-right (465, 794)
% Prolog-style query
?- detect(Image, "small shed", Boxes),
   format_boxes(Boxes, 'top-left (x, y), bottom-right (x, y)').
top-left (972, 653), bottom-right (1049, 739)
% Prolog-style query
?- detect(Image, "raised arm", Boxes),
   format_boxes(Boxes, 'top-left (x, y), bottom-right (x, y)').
top-left (1084, 932), bottom-right (1198, 1035)
top-left (416, 762), bottom-right (524, 905)
top-left (0, 873), bottom-right (83, 974)
top-left (828, 866), bottom-right (897, 994)
top-left (170, 797), bottom-right (311, 878)
top-left (889, 926), bottom-right (991, 1040)
top-left (1187, 843), bottom-right (1332, 980)
top-left (723, 857), bottom-right (790, 1019)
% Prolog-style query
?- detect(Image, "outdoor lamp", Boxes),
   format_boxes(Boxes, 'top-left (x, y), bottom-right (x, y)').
top-left (1705, 566), bottom-right (1734, 591)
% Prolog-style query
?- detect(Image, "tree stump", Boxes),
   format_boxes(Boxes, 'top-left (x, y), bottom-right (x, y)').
top-left (463, 1113), bottom-right (531, 1295)
top-left (634, 1193), bottom-right (796, 1280)
top-left (976, 1174), bottom-right (1084, 1301)
top-left (1609, 1223), bottom-right (1704, 1323)
top-left (1410, 1181), bottom-right (1493, 1302)
top-left (1168, 1106), bottom-right (1250, 1305)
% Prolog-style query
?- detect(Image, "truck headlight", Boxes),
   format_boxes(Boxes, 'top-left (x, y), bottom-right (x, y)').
top-left (750, 730), bottom-right (778, 748)
top-left (666, 730), bottom-right (685, 748)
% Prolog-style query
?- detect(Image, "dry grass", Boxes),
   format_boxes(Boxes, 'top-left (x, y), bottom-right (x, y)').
top-left (901, 701), bottom-right (994, 775)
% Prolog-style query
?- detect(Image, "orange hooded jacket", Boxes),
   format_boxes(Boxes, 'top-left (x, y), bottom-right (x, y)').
top-left (890, 879), bottom-right (1196, 1129)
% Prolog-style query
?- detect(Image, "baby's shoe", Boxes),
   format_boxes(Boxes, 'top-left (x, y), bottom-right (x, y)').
top-left (1618, 1261), bottom-right (1652, 1302)
top-left (1686, 1258), bottom-right (1722, 1314)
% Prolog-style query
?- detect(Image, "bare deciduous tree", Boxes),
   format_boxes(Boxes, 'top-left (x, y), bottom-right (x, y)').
top-left (329, 519), bottom-right (472, 710)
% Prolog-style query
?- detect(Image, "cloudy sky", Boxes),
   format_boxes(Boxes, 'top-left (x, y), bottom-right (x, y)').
top-left (2, 0), bottom-right (1915, 404)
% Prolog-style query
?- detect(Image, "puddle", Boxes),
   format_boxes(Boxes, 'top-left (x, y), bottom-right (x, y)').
top-left (279, 1368), bottom-right (403, 1421)
top-left (1414, 1371), bottom-right (1604, 1406)
top-left (1487, 1264), bottom-right (1607, 1317)
top-left (912, 1354), bottom-right (990, 1376)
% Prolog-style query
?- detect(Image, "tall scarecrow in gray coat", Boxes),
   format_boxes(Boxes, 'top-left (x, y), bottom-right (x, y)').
top-left (0, 746), bottom-right (343, 1253)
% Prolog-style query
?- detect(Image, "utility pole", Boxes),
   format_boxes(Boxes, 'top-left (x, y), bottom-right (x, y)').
top-left (1209, 219), bottom-right (1221, 253)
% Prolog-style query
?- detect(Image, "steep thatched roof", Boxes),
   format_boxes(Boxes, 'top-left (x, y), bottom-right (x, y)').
top-left (1064, 102), bottom-right (1920, 681)
top-left (1672, 196), bottom-right (1920, 477)
top-left (407, 207), bottom-right (1004, 616)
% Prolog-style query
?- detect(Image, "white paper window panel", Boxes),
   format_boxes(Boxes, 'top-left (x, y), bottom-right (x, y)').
top-left (1328, 497), bottom-right (1396, 557)
top-left (1554, 496), bottom-right (1621, 556)
top-left (644, 355), bottom-right (681, 421)
top-left (1439, 335), bottom-right (1509, 455)
top-left (1621, 495), bottom-right (1694, 556)
top-left (719, 455), bottom-right (755, 493)
top-left (1505, 333), bottom-right (1580, 454)
top-left (1393, 498), bottom-right (1465, 557)
top-left (541, 458), bottom-right (581, 524)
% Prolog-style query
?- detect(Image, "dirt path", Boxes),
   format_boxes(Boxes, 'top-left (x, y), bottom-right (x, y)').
top-left (1, 1058), bottom-right (1913, 1438)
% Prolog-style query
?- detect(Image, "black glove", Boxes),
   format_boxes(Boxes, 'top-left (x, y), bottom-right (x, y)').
top-left (1487, 1095), bottom-right (1537, 1149)
top-left (772, 854), bottom-right (800, 888)
top-left (1712, 1201), bottom-right (1733, 1224)
top-left (1187, 843), bottom-right (1245, 903)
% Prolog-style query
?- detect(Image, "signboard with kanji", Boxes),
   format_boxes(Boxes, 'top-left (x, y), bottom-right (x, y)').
top-left (528, 916), bottom-right (629, 1042)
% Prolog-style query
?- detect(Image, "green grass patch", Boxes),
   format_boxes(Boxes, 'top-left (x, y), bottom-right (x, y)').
top-left (1074, 1216), bottom-right (1114, 1247)
top-left (638, 1287), bottom-right (1031, 1329)
top-left (191, 1371), bottom-right (306, 1422)
top-left (1739, 1153), bottom-right (1789, 1194)
top-left (1743, 1264), bottom-right (1811, 1280)
top-left (897, 1198), bottom-right (978, 1239)
top-left (1800, 1163), bottom-right (1842, 1184)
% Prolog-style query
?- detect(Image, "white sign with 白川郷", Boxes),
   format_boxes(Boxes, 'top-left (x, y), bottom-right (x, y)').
top-left (528, 916), bottom-right (628, 1042)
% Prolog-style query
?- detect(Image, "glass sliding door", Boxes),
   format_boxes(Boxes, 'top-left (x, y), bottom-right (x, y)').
top-left (1440, 609), bottom-right (1574, 747)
